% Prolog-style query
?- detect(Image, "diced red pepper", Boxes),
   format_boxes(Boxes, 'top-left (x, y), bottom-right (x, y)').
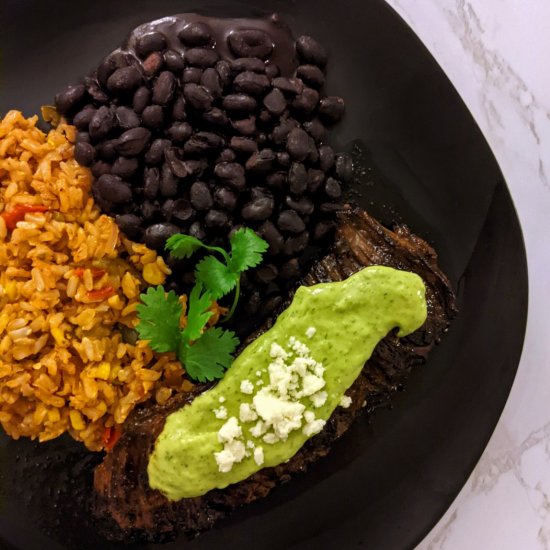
top-left (2, 204), bottom-right (49, 230)
top-left (86, 285), bottom-right (115, 301)
top-left (74, 267), bottom-right (106, 279)
top-left (102, 426), bottom-right (122, 452)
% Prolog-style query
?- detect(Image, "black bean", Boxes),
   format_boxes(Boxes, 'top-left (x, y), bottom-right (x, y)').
top-left (172, 199), bottom-right (195, 222)
top-left (313, 220), bottom-right (334, 241)
top-left (307, 138), bottom-right (319, 163)
top-left (319, 145), bottom-right (335, 172)
top-left (241, 197), bottom-right (274, 221)
top-left (320, 202), bottom-right (344, 213)
top-left (112, 156), bottom-right (139, 178)
top-left (183, 83), bottom-right (213, 111)
top-left (190, 181), bottom-right (213, 211)
top-left (303, 118), bottom-right (327, 143)
top-left (164, 147), bottom-right (189, 178)
top-left (217, 148), bottom-right (236, 163)
top-left (296, 35), bottom-right (327, 67)
top-left (233, 71), bottom-right (271, 96)
top-left (245, 290), bottom-right (261, 314)
top-left (214, 162), bottom-right (246, 190)
top-left (276, 152), bottom-right (291, 168)
top-left (160, 164), bottom-right (179, 197)
top-left (277, 210), bottom-right (306, 234)
top-left (133, 86), bottom-right (151, 114)
top-left (283, 231), bottom-right (309, 255)
top-left (215, 60), bottom-right (231, 87)
top-left (107, 66), bottom-right (142, 94)
top-left (200, 68), bottom-right (222, 97)
top-left (263, 88), bottom-right (286, 116)
top-left (114, 106), bottom-right (139, 130)
top-left (91, 161), bottom-right (111, 178)
top-left (245, 149), bottom-right (275, 172)
top-left (88, 106), bottom-right (115, 141)
top-left (266, 171), bottom-right (287, 191)
top-left (186, 47), bottom-right (219, 68)
top-left (144, 139), bottom-right (170, 165)
top-left (222, 93), bottom-right (257, 113)
top-left (254, 264), bottom-right (278, 284)
top-left (141, 200), bottom-right (161, 222)
top-left (228, 29), bottom-right (273, 60)
top-left (205, 210), bottom-right (229, 228)
top-left (184, 132), bottom-right (224, 156)
top-left (73, 107), bottom-right (96, 131)
top-left (54, 83), bottom-right (86, 115)
top-left (84, 77), bottom-right (110, 106)
top-left (319, 96), bottom-right (345, 123)
top-left (288, 162), bottom-right (308, 194)
top-left (201, 108), bottom-right (228, 128)
top-left (116, 214), bottom-right (142, 239)
top-left (144, 167), bottom-right (160, 199)
top-left (115, 127), bottom-right (151, 156)
top-left (76, 131), bottom-right (91, 144)
top-left (286, 128), bottom-right (310, 161)
top-left (335, 153), bottom-right (353, 182)
top-left (214, 186), bottom-right (238, 211)
top-left (265, 63), bottom-right (280, 79)
top-left (271, 118), bottom-right (298, 144)
top-left (171, 95), bottom-right (187, 121)
top-left (285, 195), bottom-right (314, 215)
top-left (161, 199), bottom-right (175, 221)
top-left (292, 88), bottom-right (319, 115)
top-left (231, 57), bottom-right (266, 73)
top-left (258, 109), bottom-right (273, 126)
top-left (182, 159), bottom-right (207, 178)
top-left (182, 67), bottom-right (203, 84)
top-left (279, 258), bottom-right (300, 279)
top-left (273, 77), bottom-right (303, 95)
top-left (325, 177), bottom-right (342, 199)
top-left (231, 116), bottom-right (256, 136)
top-left (152, 71), bottom-right (176, 105)
top-left (94, 174), bottom-right (132, 204)
top-left (188, 221), bottom-right (206, 240)
top-left (136, 32), bottom-right (166, 58)
top-left (230, 136), bottom-right (258, 156)
top-left (178, 22), bottom-right (212, 46)
top-left (97, 56), bottom-right (119, 88)
top-left (96, 139), bottom-right (117, 161)
top-left (308, 168), bottom-right (325, 193)
top-left (142, 52), bottom-right (164, 77)
top-left (166, 122), bottom-right (192, 143)
top-left (74, 142), bottom-right (96, 167)
top-left (144, 223), bottom-right (180, 250)
top-left (258, 220), bottom-right (284, 254)
top-left (296, 64), bottom-right (325, 88)
top-left (141, 105), bottom-right (164, 130)
top-left (164, 49), bottom-right (185, 73)
top-left (249, 186), bottom-right (271, 201)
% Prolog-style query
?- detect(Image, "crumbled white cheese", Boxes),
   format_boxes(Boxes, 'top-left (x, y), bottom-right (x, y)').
top-left (301, 373), bottom-right (325, 396)
top-left (310, 391), bottom-right (328, 408)
top-left (269, 342), bottom-right (288, 360)
top-left (253, 389), bottom-right (305, 440)
top-left (304, 410), bottom-right (315, 423)
top-left (239, 402), bottom-right (258, 423)
top-left (339, 395), bottom-right (352, 409)
top-left (217, 417), bottom-right (242, 443)
top-left (214, 449), bottom-right (236, 473)
top-left (218, 396), bottom-right (226, 403)
top-left (255, 370), bottom-right (262, 377)
top-left (303, 418), bottom-right (325, 437)
top-left (263, 433), bottom-right (280, 444)
top-left (214, 406), bottom-right (228, 419)
top-left (250, 420), bottom-right (267, 438)
top-left (253, 446), bottom-right (264, 466)
top-left (240, 379), bottom-right (254, 394)
top-left (305, 326), bottom-right (316, 339)
top-left (246, 440), bottom-right (255, 449)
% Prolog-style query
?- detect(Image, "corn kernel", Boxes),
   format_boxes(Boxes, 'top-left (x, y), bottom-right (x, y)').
top-left (69, 409), bottom-right (85, 430)
top-left (94, 362), bottom-right (111, 381)
top-left (142, 262), bottom-right (165, 285)
top-left (51, 327), bottom-right (66, 346)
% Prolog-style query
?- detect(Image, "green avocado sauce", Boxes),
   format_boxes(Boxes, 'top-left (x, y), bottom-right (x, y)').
top-left (148, 266), bottom-right (427, 500)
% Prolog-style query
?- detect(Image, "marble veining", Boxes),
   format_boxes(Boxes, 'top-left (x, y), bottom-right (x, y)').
top-left (385, 1), bottom-right (550, 548)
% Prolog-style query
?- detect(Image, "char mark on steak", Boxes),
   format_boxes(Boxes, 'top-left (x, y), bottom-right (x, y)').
top-left (92, 208), bottom-right (457, 543)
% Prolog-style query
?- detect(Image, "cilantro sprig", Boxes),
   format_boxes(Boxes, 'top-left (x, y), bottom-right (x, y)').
top-left (166, 227), bottom-right (269, 320)
top-left (135, 227), bottom-right (268, 382)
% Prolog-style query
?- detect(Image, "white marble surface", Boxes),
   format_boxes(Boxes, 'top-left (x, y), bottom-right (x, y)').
top-left (381, 1), bottom-right (550, 548)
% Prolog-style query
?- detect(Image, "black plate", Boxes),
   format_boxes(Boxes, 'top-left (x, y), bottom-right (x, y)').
top-left (0, 1), bottom-right (528, 549)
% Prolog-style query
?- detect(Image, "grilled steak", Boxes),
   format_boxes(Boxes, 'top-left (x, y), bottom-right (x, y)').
top-left (93, 208), bottom-right (457, 542)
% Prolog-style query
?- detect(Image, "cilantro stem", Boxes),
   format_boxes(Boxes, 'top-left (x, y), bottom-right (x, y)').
top-left (223, 277), bottom-right (240, 322)
top-left (205, 244), bottom-right (231, 264)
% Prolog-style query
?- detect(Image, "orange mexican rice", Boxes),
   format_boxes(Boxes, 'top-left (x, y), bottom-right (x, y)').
top-left (0, 111), bottom-right (216, 451)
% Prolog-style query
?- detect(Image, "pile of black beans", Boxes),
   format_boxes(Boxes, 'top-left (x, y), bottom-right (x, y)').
top-left (54, 22), bottom-right (352, 320)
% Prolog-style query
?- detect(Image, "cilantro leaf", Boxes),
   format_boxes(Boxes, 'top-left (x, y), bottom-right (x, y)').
top-left (179, 327), bottom-right (239, 382)
top-left (181, 284), bottom-right (213, 342)
top-left (165, 234), bottom-right (203, 259)
top-left (228, 227), bottom-right (269, 273)
top-left (136, 286), bottom-right (183, 353)
top-left (195, 256), bottom-right (238, 300)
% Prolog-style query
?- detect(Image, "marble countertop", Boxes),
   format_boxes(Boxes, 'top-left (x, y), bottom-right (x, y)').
top-left (382, 1), bottom-right (550, 548)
